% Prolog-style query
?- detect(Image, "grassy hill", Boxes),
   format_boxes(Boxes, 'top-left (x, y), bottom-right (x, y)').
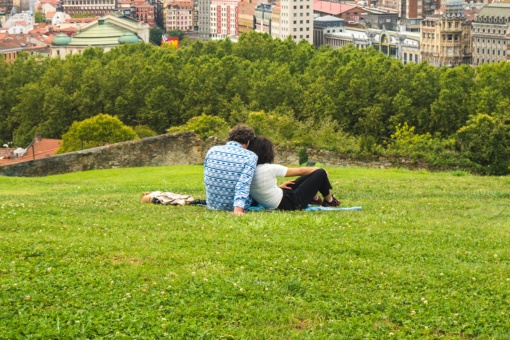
top-left (1, 166), bottom-right (509, 338)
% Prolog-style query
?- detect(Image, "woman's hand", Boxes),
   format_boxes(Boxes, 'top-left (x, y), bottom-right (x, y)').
top-left (279, 180), bottom-right (295, 189)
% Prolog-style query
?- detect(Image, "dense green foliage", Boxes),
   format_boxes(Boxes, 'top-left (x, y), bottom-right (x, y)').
top-left (1, 166), bottom-right (509, 338)
top-left (0, 32), bottom-right (509, 173)
top-left (57, 114), bottom-right (139, 153)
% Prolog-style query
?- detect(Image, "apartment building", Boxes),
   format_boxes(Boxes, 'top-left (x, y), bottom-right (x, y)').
top-left (278, 0), bottom-right (313, 44)
top-left (471, 2), bottom-right (510, 65)
top-left (210, 0), bottom-right (239, 40)
top-left (420, 0), bottom-right (471, 67)
top-left (166, 0), bottom-right (194, 31)
top-left (197, 0), bottom-right (210, 38)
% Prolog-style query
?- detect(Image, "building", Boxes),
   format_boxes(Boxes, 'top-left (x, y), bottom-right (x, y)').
top-left (62, 0), bottom-right (116, 16)
top-left (471, 2), bottom-right (510, 65)
top-left (51, 13), bottom-right (149, 58)
top-left (0, 137), bottom-right (61, 165)
top-left (323, 27), bottom-right (421, 63)
top-left (237, 0), bottom-right (257, 35)
top-left (131, 0), bottom-right (155, 27)
top-left (197, 0), bottom-right (210, 38)
top-left (0, 0), bottom-right (14, 14)
top-left (166, 0), bottom-right (194, 31)
top-left (278, 0), bottom-right (313, 44)
top-left (313, 0), bottom-right (359, 23)
top-left (420, 0), bottom-right (471, 67)
top-left (401, 0), bottom-right (440, 20)
top-left (254, 3), bottom-right (274, 33)
top-left (209, 0), bottom-right (239, 40)
top-left (313, 14), bottom-right (344, 48)
top-left (364, 12), bottom-right (398, 30)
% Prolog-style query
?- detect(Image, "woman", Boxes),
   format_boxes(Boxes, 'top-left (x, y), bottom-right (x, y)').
top-left (248, 137), bottom-right (340, 211)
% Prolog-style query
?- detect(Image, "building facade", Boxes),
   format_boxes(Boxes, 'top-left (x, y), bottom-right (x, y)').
top-left (166, 0), bottom-right (194, 31)
top-left (62, 0), bottom-right (117, 15)
top-left (420, 0), bottom-right (471, 67)
top-left (323, 28), bottom-right (421, 63)
top-left (131, 0), bottom-right (155, 27)
top-left (0, 0), bottom-right (13, 14)
top-left (210, 0), bottom-right (239, 40)
top-left (197, 0), bottom-right (210, 38)
top-left (237, 0), bottom-right (256, 35)
top-left (471, 2), bottom-right (510, 65)
top-left (254, 3), bottom-right (273, 33)
top-left (278, 0), bottom-right (313, 44)
top-left (365, 13), bottom-right (398, 30)
top-left (313, 14), bottom-right (344, 48)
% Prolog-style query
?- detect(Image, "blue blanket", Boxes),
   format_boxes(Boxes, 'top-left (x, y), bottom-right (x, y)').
top-left (247, 205), bottom-right (362, 211)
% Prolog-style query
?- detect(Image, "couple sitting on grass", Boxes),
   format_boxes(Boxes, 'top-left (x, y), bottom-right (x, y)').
top-left (204, 125), bottom-right (340, 215)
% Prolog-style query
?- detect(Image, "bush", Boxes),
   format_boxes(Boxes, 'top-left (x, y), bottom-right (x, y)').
top-left (456, 114), bottom-right (510, 175)
top-left (133, 125), bottom-right (158, 139)
top-left (386, 123), bottom-right (477, 171)
top-left (57, 114), bottom-right (139, 154)
top-left (167, 114), bottom-right (229, 140)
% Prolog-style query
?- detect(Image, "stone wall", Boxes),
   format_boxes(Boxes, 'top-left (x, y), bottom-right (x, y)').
top-left (0, 131), bottom-right (428, 177)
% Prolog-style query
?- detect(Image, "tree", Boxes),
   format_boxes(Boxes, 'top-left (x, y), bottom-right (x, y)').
top-left (57, 114), bottom-right (139, 153)
top-left (456, 114), bottom-right (510, 175)
top-left (34, 11), bottom-right (46, 23)
top-left (167, 29), bottom-right (185, 41)
top-left (150, 27), bottom-right (164, 46)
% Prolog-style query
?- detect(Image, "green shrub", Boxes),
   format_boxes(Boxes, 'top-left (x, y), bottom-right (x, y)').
top-left (57, 114), bottom-right (139, 154)
top-left (456, 114), bottom-right (510, 175)
top-left (133, 125), bottom-right (158, 139)
top-left (167, 114), bottom-right (229, 141)
top-left (386, 123), bottom-right (477, 171)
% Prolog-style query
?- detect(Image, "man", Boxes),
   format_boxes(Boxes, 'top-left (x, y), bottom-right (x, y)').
top-left (204, 125), bottom-right (258, 216)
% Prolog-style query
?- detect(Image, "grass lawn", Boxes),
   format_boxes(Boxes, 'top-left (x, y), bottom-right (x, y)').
top-left (1, 166), bottom-right (509, 339)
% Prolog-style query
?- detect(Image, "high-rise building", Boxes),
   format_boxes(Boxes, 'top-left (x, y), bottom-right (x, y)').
top-left (420, 0), bottom-right (471, 67)
top-left (277, 0), bottom-right (313, 44)
top-left (471, 2), bottom-right (510, 65)
top-left (237, 0), bottom-right (257, 35)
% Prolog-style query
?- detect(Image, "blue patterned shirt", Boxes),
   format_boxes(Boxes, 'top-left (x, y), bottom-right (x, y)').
top-left (204, 141), bottom-right (258, 211)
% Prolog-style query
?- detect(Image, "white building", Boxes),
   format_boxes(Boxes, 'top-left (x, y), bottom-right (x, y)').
top-left (276, 0), bottom-right (313, 44)
top-left (324, 27), bottom-right (421, 64)
top-left (210, 0), bottom-right (239, 40)
top-left (471, 2), bottom-right (510, 66)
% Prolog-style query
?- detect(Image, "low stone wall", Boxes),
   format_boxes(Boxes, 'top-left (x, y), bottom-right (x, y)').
top-left (0, 131), bottom-right (428, 177)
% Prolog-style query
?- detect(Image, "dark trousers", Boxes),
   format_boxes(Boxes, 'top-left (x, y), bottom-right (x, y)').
top-left (277, 169), bottom-right (333, 211)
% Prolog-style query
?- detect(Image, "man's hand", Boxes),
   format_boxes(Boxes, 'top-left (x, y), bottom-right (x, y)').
top-left (279, 180), bottom-right (295, 190)
top-left (233, 206), bottom-right (245, 216)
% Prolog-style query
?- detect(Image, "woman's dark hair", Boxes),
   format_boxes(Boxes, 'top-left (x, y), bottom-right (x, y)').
top-left (228, 125), bottom-right (255, 145)
top-left (248, 137), bottom-right (275, 165)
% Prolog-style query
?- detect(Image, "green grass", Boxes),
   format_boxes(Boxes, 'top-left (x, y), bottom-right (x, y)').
top-left (1, 166), bottom-right (509, 339)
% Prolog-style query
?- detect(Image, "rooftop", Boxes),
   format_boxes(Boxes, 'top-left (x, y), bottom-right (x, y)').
top-left (314, 0), bottom-right (356, 15)
top-left (0, 138), bottom-right (61, 165)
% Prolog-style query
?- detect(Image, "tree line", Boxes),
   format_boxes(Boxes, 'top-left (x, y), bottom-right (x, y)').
top-left (0, 32), bottom-right (509, 174)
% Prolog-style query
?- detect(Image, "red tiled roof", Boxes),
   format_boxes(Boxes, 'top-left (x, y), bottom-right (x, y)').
top-left (314, 0), bottom-right (356, 14)
top-left (0, 139), bottom-right (62, 165)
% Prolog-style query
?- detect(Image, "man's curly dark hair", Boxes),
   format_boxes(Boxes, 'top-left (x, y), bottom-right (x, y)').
top-left (228, 125), bottom-right (255, 145)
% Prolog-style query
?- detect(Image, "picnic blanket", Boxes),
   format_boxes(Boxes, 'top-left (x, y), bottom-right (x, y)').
top-left (248, 205), bottom-right (362, 211)
top-left (140, 191), bottom-right (361, 211)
